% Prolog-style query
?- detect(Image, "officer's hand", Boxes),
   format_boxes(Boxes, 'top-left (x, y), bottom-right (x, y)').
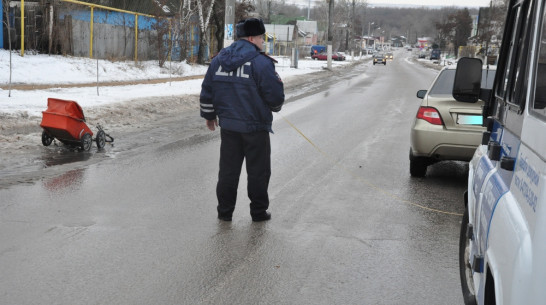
top-left (206, 119), bottom-right (218, 131)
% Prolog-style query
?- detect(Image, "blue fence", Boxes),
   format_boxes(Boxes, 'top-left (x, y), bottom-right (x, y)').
top-left (59, 9), bottom-right (202, 60)
top-left (59, 10), bottom-right (156, 30)
top-left (1, 6), bottom-right (206, 59)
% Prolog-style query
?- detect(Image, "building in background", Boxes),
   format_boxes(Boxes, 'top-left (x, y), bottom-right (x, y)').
top-left (296, 20), bottom-right (317, 46)
top-left (264, 24), bottom-right (295, 56)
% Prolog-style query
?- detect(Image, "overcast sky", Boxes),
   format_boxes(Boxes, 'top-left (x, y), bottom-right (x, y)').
top-left (292, 0), bottom-right (493, 8)
top-left (367, 0), bottom-right (492, 7)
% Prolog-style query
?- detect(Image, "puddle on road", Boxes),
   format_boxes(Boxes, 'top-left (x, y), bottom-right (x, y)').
top-left (0, 142), bottom-right (114, 188)
top-left (35, 140), bottom-right (117, 169)
top-left (41, 146), bottom-right (93, 167)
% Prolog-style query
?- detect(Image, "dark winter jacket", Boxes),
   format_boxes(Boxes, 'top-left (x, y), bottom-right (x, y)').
top-left (200, 39), bottom-right (285, 133)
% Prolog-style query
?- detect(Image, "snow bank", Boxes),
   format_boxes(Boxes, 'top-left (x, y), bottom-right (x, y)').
top-left (0, 50), bottom-right (357, 116)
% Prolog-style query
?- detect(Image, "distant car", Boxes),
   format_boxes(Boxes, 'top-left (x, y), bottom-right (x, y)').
top-left (373, 53), bottom-right (386, 65)
top-left (334, 52), bottom-right (346, 61)
top-left (418, 51), bottom-right (427, 59)
top-left (311, 52), bottom-right (345, 61)
top-left (409, 65), bottom-right (497, 177)
top-left (386, 52), bottom-right (394, 60)
top-left (430, 49), bottom-right (441, 60)
top-left (310, 45), bottom-right (326, 56)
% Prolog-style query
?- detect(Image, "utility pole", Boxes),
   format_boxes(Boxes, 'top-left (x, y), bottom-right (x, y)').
top-left (327, 0), bottom-right (334, 70)
top-left (368, 21), bottom-right (374, 51)
top-left (0, 0), bottom-right (3, 49)
top-left (21, 0), bottom-right (25, 56)
top-left (327, 0), bottom-right (334, 42)
top-left (267, 0), bottom-right (271, 23)
top-left (350, 0), bottom-right (355, 51)
top-left (224, 0), bottom-right (235, 48)
top-left (484, 0), bottom-right (493, 62)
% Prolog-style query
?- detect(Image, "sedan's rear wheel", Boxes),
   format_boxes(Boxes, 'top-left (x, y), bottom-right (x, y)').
top-left (410, 158), bottom-right (427, 177)
top-left (409, 149), bottom-right (428, 177)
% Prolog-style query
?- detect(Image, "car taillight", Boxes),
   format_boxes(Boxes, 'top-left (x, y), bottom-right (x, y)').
top-left (416, 107), bottom-right (443, 125)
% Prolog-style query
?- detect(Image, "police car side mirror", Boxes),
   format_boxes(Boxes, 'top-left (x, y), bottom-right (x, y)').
top-left (453, 57), bottom-right (483, 103)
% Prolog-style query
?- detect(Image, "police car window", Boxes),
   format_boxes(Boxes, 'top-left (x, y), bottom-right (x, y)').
top-left (510, 0), bottom-right (532, 109)
top-left (496, 6), bottom-right (516, 98)
top-left (496, 1), bottom-right (529, 110)
top-left (532, 8), bottom-right (546, 118)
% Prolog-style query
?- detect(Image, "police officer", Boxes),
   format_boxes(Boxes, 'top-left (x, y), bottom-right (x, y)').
top-left (200, 18), bottom-right (285, 222)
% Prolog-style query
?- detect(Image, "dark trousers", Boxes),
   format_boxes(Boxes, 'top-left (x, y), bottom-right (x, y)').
top-left (217, 129), bottom-right (271, 217)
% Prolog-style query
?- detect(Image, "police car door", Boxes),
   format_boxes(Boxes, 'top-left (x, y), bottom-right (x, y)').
top-left (511, 1), bottom-right (546, 301)
top-left (470, 0), bottom-right (530, 302)
top-left (477, 0), bottom-right (546, 303)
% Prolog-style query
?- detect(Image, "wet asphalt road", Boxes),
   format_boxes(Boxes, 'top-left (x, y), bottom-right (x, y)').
top-left (0, 52), bottom-right (468, 304)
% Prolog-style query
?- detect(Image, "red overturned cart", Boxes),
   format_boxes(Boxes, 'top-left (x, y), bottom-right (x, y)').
top-left (40, 98), bottom-right (113, 151)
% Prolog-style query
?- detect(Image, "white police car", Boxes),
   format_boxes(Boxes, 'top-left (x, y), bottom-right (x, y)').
top-left (454, 1), bottom-right (546, 304)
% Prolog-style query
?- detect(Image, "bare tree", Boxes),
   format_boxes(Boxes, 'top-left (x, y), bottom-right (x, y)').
top-left (253, 0), bottom-right (270, 22)
top-left (349, 0), bottom-right (367, 39)
top-left (152, 18), bottom-right (171, 67)
top-left (332, 0), bottom-right (350, 50)
top-left (174, 0), bottom-right (197, 62)
top-left (434, 8), bottom-right (457, 51)
top-left (334, 0), bottom-right (365, 51)
top-left (149, 0), bottom-right (172, 67)
top-left (2, 0), bottom-right (13, 97)
top-left (433, 8), bottom-right (472, 57)
top-left (252, 0), bottom-right (285, 23)
top-left (452, 8), bottom-right (473, 57)
top-left (476, 0), bottom-right (508, 56)
top-left (210, 0), bottom-right (255, 55)
top-left (196, 0), bottom-right (215, 64)
top-left (311, 0), bottom-right (364, 50)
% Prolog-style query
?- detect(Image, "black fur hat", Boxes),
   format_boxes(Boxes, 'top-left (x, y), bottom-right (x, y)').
top-left (236, 18), bottom-right (265, 38)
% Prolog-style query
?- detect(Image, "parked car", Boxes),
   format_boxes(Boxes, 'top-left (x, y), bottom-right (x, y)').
top-left (373, 53), bottom-right (386, 65)
top-left (409, 65), bottom-right (496, 177)
top-left (311, 52), bottom-right (345, 61)
top-left (334, 52), bottom-right (346, 61)
top-left (310, 45), bottom-right (326, 56)
top-left (418, 50), bottom-right (427, 58)
top-left (430, 49), bottom-right (441, 60)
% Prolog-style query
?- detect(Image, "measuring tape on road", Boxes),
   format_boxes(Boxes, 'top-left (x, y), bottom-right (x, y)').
top-left (280, 114), bottom-right (463, 217)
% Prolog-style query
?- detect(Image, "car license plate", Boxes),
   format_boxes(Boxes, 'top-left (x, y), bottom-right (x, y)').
top-left (458, 114), bottom-right (483, 125)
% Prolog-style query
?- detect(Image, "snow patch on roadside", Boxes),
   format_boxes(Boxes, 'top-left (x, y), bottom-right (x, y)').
top-left (0, 50), bottom-right (208, 85)
top-left (0, 50), bottom-right (360, 171)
